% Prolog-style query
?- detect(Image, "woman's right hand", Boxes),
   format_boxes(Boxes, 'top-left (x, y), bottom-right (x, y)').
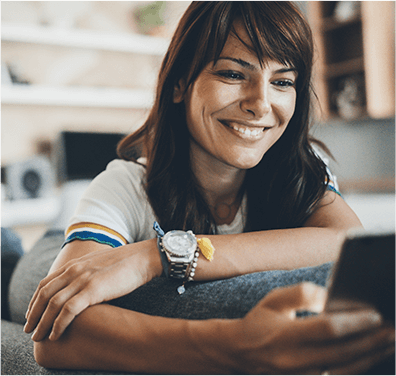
top-left (24, 238), bottom-right (162, 342)
top-left (226, 283), bottom-right (394, 374)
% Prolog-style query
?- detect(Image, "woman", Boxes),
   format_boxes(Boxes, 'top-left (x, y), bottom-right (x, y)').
top-left (24, 2), bottom-right (393, 374)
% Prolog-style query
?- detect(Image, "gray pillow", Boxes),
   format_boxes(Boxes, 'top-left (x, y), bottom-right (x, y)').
top-left (9, 230), bottom-right (333, 323)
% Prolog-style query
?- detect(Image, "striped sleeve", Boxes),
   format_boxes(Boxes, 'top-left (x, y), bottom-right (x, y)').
top-left (313, 146), bottom-right (342, 197)
top-left (63, 222), bottom-right (128, 249)
top-left (325, 165), bottom-right (341, 197)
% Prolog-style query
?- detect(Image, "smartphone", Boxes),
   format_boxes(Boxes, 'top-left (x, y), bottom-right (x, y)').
top-left (326, 230), bottom-right (395, 325)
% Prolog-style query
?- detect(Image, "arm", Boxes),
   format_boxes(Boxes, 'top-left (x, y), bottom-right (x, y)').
top-left (33, 283), bottom-right (394, 374)
top-left (196, 191), bottom-right (362, 279)
top-left (25, 191), bottom-right (361, 341)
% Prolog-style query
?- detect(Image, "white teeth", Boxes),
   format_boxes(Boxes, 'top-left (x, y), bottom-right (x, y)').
top-left (229, 123), bottom-right (263, 137)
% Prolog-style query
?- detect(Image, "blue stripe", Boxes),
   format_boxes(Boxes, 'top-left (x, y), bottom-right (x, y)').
top-left (327, 184), bottom-right (342, 197)
top-left (62, 231), bottom-right (123, 249)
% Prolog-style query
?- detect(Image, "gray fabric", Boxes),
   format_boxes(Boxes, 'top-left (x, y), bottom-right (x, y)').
top-left (2, 228), bottom-right (25, 321)
top-left (4, 230), bottom-right (334, 375)
top-left (109, 263), bottom-right (332, 319)
top-left (8, 230), bottom-right (65, 324)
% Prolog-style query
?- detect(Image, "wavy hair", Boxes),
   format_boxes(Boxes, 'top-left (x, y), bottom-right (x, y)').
top-left (117, 1), bottom-right (331, 233)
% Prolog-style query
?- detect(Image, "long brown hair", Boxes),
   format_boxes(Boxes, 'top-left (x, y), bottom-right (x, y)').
top-left (117, 1), bottom-right (331, 233)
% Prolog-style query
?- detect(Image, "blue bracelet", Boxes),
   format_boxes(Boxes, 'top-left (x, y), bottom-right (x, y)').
top-left (153, 221), bottom-right (169, 278)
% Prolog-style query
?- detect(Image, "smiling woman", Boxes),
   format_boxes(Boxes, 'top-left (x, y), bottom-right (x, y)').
top-left (117, 2), bottom-right (331, 233)
top-left (21, 2), bottom-right (394, 375)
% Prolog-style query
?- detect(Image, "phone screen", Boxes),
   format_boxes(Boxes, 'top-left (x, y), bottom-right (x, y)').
top-left (326, 231), bottom-right (395, 325)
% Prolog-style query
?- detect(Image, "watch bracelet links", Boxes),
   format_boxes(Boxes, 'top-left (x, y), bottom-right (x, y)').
top-left (176, 249), bottom-right (200, 295)
top-left (169, 260), bottom-right (190, 279)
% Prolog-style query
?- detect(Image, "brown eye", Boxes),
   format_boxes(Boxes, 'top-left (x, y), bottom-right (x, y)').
top-left (273, 79), bottom-right (295, 87)
top-left (218, 71), bottom-right (244, 80)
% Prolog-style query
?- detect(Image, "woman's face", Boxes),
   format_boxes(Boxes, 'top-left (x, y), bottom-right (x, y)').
top-left (175, 21), bottom-right (297, 171)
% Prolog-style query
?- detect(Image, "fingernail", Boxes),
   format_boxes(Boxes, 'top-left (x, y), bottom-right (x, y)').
top-left (31, 330), bottom-right (38, 341)
top-left (25, 309), bottom-right (29, 319)
top-left (23, 322), bottom-right (30, 333)
top-left (369, 312), bottom-right (382, 324)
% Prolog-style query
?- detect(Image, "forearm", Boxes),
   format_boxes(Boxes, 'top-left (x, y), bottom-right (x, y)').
top-left (34, 304), bottom-right (239, 374)
top-left (195, 192), bottom-right (363, 280)
top-left (195, 226), bottom-right (346, 280)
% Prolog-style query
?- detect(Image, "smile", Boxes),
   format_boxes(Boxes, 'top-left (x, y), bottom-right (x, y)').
top-left (220, 120), bottom-right (269, 138)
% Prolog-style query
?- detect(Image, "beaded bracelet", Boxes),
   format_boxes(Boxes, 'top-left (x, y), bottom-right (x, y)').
top-left (177, 249), bottom-right (200, 294)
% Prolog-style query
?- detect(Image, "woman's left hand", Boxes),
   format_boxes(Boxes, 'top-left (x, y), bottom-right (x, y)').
top-left (24, 238), bottom-right (161, 342)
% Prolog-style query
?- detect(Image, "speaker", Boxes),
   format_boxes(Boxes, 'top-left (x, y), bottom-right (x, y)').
top-left (4, 156), bottom-right (55, 200)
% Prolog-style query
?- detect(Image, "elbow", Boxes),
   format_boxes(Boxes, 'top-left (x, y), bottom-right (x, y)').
top-left (34, 339), bottom-right (64, 369)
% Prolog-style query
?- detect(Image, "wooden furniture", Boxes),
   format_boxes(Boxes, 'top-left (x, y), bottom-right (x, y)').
top-left (308, 1), bottom-right (395, 120)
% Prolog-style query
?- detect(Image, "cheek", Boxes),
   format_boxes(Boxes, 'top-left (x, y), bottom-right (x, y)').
top-left (282, 93), bottom-right (297, 122)
top-left (186, 82), bottom-right (237, 130)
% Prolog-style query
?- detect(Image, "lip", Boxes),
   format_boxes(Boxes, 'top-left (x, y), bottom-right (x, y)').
top-left (222, 119), bottom-right (271, 129)
top-left (219, 119), bottom-right (273, 138)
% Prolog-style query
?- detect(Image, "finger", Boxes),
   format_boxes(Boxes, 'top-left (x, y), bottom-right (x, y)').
top-left (24, 275), bottom-right (71, 334)
top-left (29, 276), bottom-right (90, 341)
top-left (262, 282), bottom-right (327, 317)
top-left (26, 267), bottom-right (66, 319)
top-left (288, 309), bottom-right (384, 343)
top-left (327, 345), bottom-right (395, 375)
top-left (48, 288), bottom-right (96, 341)
top-left (280, 325), bottom-right (394, 371)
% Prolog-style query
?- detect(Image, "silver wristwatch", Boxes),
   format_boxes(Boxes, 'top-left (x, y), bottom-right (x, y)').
top-left (160, 229), bottom-right (198, 279)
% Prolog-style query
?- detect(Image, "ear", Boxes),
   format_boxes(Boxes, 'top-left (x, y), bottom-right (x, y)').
top-left (173, 78), bottom-right (186, 104)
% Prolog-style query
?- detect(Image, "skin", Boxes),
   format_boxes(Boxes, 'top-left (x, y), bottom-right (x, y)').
top-left (174, 23), bottom-right (298, 217)
top-left (22, 21), bottom-right (389, 374)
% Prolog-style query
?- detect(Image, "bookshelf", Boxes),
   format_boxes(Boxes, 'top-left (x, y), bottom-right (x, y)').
top-left (308, 1), bottom-right (395, 120)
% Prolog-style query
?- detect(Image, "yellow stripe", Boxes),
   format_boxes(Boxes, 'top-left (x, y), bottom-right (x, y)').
top-left (65, 222), bottom-right (128, 244)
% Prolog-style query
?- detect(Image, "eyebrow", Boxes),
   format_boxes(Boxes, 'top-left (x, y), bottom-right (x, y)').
top-left (217, 57), bottom-right (297, 75)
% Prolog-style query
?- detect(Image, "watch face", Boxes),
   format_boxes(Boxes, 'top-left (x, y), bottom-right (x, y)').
top-left (162, 230), bottom-right (197, 257)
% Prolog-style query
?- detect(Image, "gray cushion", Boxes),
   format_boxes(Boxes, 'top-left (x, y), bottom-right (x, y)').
top-left (9, 230), bottom-right (65, 324)
top-left (5, 230), bottom-right (333, 374)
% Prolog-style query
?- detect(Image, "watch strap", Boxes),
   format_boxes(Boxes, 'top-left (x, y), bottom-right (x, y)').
top-left (169, 260), bottom-right (191, 279)
top-left (157, 237), bottom-right (169, 278)
top-left (153, 221), bottom-right (169, 278)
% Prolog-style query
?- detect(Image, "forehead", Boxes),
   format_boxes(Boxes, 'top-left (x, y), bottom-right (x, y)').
top-left (219, 20), bottom-right (292, 69)
top-left (223, 20), bottom-right (254, 55)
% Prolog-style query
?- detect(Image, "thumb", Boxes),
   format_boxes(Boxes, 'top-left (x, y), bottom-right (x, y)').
top-left (261, 282), bottom-right (327, 318)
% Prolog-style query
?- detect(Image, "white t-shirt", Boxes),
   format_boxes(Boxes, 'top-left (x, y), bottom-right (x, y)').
top-left (64, 159), bottom-right (246, 247)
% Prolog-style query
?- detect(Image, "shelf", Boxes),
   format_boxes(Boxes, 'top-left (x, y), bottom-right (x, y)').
top-left (308, 2), bottom-right (395, 120)
top-left (1, 23), bottom-right (169, 56)
top-left (321, 16), bottom-right (361, 32)
top-left (325, 57), bottom-right (364, 78)
top-left (1, 84), bottom-right (154, 109)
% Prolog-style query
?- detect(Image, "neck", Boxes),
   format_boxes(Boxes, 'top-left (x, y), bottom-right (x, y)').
top-left (190, 145), bottom-right (246, 225)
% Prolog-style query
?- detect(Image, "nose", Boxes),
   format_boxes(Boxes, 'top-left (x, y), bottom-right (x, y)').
top-left (240, 80), bottom-right (271, 118)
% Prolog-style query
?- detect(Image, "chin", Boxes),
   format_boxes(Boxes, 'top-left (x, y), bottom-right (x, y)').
top-left (227, 155), bottom-right (264, 170)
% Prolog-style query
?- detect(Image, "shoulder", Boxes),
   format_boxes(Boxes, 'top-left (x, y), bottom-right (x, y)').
top-left (92, 159), bottom-right (147, 192)
top-left (104, 159), bottom-right (146, 179)
top-left (68, 159), bottom-right (154, 243)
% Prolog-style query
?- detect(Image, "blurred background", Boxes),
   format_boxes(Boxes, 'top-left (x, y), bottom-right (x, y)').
top-left (1, 1), bottom-right (395, 250)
